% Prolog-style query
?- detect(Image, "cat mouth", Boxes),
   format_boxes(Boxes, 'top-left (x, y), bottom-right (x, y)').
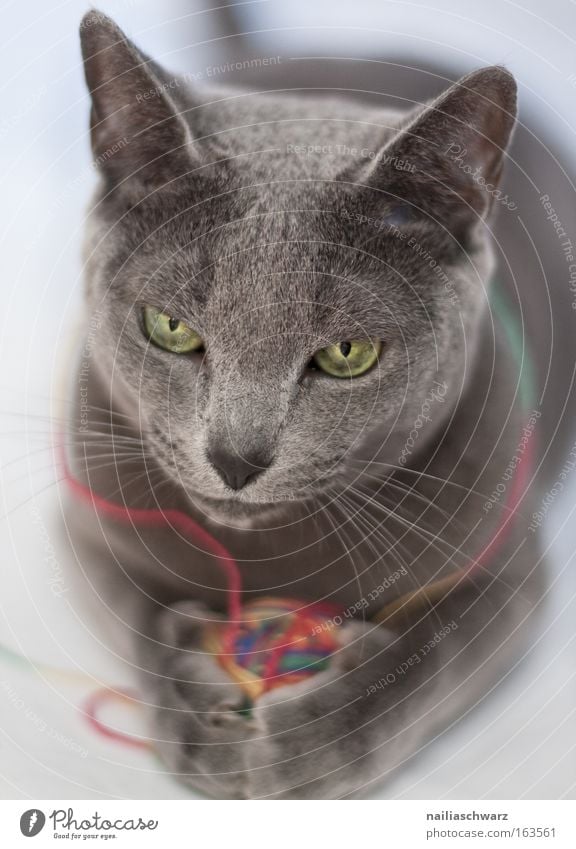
top-left (181, 478), bottom-right (330, 523)
top-left (189, 464), bottom-right (343, 512)
top-left (192, 489), bottom-right (302, 511)
top-left (186, 490), bottom-right (301, 527)
top-left (159, 449), bottom-right (341, 518)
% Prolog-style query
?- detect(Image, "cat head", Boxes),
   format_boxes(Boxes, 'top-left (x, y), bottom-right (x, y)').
top-left (79, 11), bottom-right (516, 521)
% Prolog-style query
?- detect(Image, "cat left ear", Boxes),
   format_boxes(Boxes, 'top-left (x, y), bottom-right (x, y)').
top-left (360, 67), bottom-right (517, 229)
top-left (79, 10), bottom-right (193, 190)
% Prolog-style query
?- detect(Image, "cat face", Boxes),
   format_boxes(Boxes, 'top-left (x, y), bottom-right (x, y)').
top-left (80, 13), bottom-right (516, 517)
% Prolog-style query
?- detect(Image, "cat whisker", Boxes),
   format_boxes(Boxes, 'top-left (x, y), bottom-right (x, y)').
top-left (333, 491), bottom-right (447, 630)
top-left (352, 476), bottom-right (460, 538)
top-left (345, 482), bottom-right (466, 565)
top-left (316, 497), bottom-right (372, 638)
top-left (361, 469), bottom-right (463, 527)
top-left (348, 458), bottom-right (495, 505)
top-left (0, 475), bottom-right (72, 523)
top-left (345, 484), bottom-right (522, 601)
top-left (0, 448), bottom-right (153, 495)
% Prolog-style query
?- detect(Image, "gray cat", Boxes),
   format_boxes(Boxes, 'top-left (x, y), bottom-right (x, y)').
top-left (66, 10), bottom-right (548, 798)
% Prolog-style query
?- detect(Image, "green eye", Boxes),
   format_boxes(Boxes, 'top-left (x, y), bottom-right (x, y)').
top-left (312, 339), bottom-right (382, 378)
top-left (143, 305), bottom-right (204, 354)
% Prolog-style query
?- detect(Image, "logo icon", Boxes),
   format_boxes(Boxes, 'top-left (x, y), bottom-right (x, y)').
top-left (19, 810), bottom-right (46, 837)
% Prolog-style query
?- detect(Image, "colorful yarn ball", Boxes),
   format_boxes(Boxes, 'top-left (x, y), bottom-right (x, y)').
top-left (204, 597), bottom-right (341, 703)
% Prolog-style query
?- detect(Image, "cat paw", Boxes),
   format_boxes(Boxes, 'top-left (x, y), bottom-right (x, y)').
top-left (166, 696), bottom-right (262, 799)
top-left (244, 622), bottom-right (398, 799)
top-left (148, 612), bottom-right (394, 798)
top-left (155, 599), bottom-right (226, 648)
top-left (144, 602), bottom-right (262, 798)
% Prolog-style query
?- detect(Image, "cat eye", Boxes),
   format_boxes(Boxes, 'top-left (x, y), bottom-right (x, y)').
top-left (312, 339), bottom-right (382, 378)
top-left (143, 305), bottom-right (204, 354)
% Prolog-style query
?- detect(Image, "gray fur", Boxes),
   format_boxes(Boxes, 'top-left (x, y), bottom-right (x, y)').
top-left (65, 10), bottom-right (546, 798)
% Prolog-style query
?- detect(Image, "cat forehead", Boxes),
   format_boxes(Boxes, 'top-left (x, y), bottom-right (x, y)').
top-left (120, 199), bottom-right (348, 288)
top-left (114, 196), bottom-right (425, 326)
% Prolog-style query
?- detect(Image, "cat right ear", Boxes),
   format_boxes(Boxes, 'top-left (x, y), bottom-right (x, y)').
top-left (357, 66), bottom-right (517, 233)
top-left (79, 10), bottom-right (193, 190)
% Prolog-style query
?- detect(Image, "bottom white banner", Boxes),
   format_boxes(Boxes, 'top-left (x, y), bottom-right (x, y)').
top-left (1, 799), bottom-right (574, 848)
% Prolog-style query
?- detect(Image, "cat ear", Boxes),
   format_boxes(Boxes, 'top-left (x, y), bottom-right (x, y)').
top-left (361, 67), bottom-right (517, 229)
top-left (79, 10), bottom-right (193, 189)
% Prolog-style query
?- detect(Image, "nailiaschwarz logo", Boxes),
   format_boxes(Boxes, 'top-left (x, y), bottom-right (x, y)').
top-left (20, 809), bottom-right (46, 837)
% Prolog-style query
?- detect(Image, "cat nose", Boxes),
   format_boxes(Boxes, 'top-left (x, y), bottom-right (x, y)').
top-left (207, 446), bottom-right (272, 491)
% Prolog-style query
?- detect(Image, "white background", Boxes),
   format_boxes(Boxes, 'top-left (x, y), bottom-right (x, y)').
top-left (0, 0), bottom-right (574, 801)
